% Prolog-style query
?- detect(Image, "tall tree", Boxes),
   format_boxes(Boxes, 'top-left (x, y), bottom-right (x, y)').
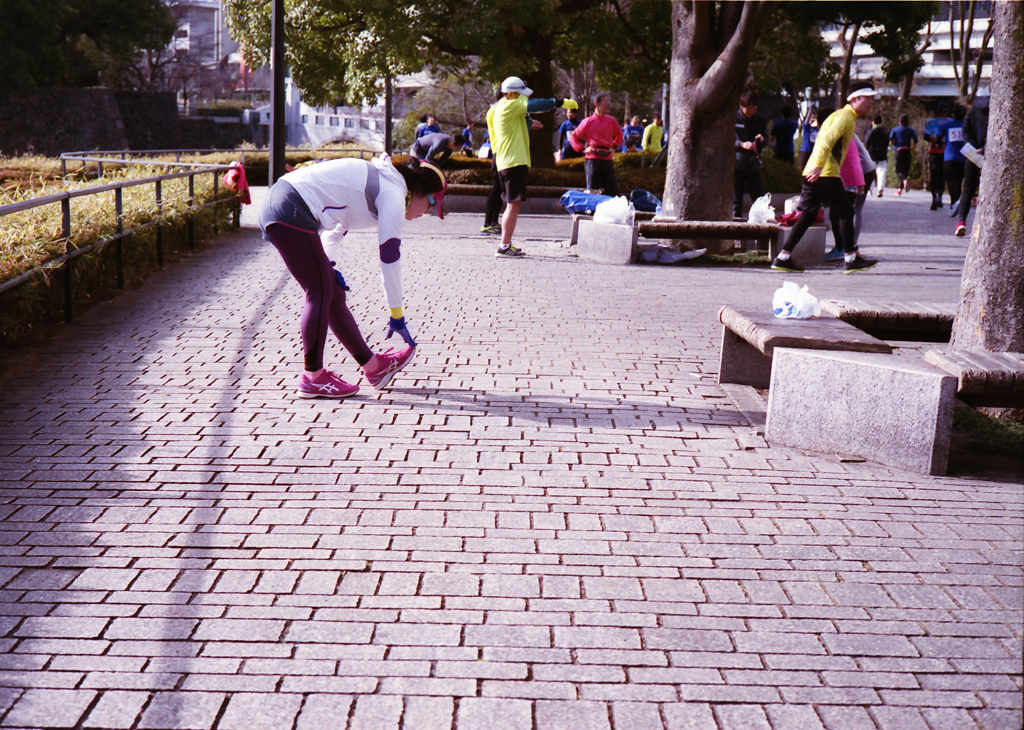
top-left (662, 1), bottom-right (777, 225)
top-left (951, 2), bottom-right (1023, 353)
top-left (949, 0), bottom-right (995, 104)
top-left (0, 0), bottom-right (176, 91)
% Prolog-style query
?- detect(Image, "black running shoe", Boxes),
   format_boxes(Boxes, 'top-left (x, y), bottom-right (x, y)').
top-left (771, 257), bottom-right (804, 273)
top-left (843, 256), bottom-right (878, 274)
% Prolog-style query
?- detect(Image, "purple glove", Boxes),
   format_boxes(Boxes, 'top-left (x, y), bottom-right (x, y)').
top-left (385, 317), bottom-right (416, 347)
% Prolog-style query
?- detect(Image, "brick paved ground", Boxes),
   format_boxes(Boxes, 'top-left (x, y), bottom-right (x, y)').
top-left (0, 187), bottom-right (1020, 729)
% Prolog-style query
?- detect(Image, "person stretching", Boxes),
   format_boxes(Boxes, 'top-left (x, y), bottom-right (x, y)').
top-left (259, 155), bottom-right (446, 398)
top-left (491, 76), bottom-right (578, 258)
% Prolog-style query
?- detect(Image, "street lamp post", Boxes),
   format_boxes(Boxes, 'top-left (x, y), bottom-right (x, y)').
top-left (269, 0), bottom-right (286, 184)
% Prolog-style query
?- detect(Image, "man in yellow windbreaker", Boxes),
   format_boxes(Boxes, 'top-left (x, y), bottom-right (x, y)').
top-left (490, 76), bottom-right (578, 257)
top-left (771, 84), bottom-right (878, 274)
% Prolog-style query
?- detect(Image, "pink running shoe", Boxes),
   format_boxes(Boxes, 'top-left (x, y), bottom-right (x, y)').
top-left (298, 370), bottom-right (359, 399)
top-left (364, 346), bottom-right (416, 389)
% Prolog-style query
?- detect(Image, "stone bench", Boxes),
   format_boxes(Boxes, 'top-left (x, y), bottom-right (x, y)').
top-left (570, 211), bottom-right (656, 246)
top-left (766, 349), bottom-right (957, 475)
top-left (924, 350), bottom-right (1024, 408)
top-left (718, 305), bottom-right (892, 389)
top-left (821, 299), bottom-right (957, 343)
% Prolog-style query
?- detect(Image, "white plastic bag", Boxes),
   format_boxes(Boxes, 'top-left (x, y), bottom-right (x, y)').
top-left (748, 193), bottom-right (776, 224)
top-left (593, 195), bottom-right (631, 225)
top-left (772, 280), bottom-right (821, 319)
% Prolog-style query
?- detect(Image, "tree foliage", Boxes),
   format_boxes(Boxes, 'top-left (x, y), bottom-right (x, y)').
top-left (748, 3), bottom-right (837, 94)
top-left (0, 0), bottom-right (176, 91)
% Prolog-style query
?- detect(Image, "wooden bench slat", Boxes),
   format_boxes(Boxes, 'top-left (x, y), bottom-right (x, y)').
top-left (925, 350), bottom-right (1024, 396)
top-left (718, 306), bottom-right (892, 357)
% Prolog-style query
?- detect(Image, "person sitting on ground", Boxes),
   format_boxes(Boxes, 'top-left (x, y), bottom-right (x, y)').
top-left (569, 92), bottom-right (623, 196)
top-left (409, 132), bottom-right (465, 168)
top-left (258, 155), bottom-right (446, 398)
top-left (770, 84), bottom-right (879, 275)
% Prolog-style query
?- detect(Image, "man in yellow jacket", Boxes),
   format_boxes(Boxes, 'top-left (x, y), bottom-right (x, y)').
top-left (490, 76), bottom-right (578, 257)
top-left (771, 85), bottom-right (878, 274)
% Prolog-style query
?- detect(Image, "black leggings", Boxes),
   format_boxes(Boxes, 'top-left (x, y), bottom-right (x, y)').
top-left (943, 160), bottom-right (965, 207)
top-left (957, 161), bottom-right (981, 223)
top-left (894, 148), bottom-right (912, 184)
top-left (929, 153), bottom-right (945, 199)
top-left (485, 159), bottom-right (504, 228)
top-left (264, 223), bottom-right (373, 372)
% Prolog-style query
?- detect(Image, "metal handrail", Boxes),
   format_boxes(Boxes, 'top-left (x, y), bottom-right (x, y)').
top-left (59, 147), bottom-right (378, 175)
top-left (1, 164), bottom-right (240, 329)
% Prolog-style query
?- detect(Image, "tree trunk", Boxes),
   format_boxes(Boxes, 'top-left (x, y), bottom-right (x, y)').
top-left (662, 1), bottom-right (775, 252)
top-left (951, 1), bottom-right (1024, 353)
top-left (526, 36), bottom-right (557, 169)
top-left (837, 21), bottom-right (861, 105)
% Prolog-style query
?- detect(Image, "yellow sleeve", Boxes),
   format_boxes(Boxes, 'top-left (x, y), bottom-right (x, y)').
top-left (805, 109), bottom-right (854, 176)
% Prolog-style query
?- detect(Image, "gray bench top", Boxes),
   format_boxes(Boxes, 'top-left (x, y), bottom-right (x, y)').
top-left (719, 305), bottom-right (893, 357)
top-left (820, 299), bottom-right (957, 333)
top-left (924, 350), bottom-right (1024, 397)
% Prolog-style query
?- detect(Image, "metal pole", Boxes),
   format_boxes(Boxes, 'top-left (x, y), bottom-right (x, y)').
top-left (212, 171), bottom-right (220, 236)
top-left (385, 70), bottom-right (393, 155)
top-left (115, 186), bottom-right (125, 289)
top-left (156, 179), bottom-right (164, 266)
top-left (62, 198), bottom-right (73, 323)
top-left (188, 174), bottom-right (196, 250)
top-left (270, 0), bottom-right (287, 184)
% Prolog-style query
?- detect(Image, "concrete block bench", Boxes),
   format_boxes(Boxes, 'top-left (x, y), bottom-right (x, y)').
top-left (924, 350), bottom-right (1024, 408)
top-left (718, 306), bottom-right (892, 389)
top-left (771, 225), bottom-right (828, 268)
top-left (571, 211), bottom-right (656, 246)
top-left (765, 348), bottom-right (957, 475)
top-left (821, 299), bottom-right (956, 342)
top-left (576, 220), bottom-right (639, 265)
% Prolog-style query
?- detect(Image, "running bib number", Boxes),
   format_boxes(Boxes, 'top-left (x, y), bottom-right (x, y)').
top-left (948, 128), bottom-right (963, 142)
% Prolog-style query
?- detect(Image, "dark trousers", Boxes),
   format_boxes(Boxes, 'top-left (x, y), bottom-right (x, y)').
top-left (957, 161), bottom-right (981, 223)
top-left (801, 150), bottom-right (813, 168)
top-left (733, 167), bottom-right (765, 218)
top-left (264, 223), bottom-right (373, 372)
top-left (894, 148), bottom-right (912, 184)
top-left (929, 153), bottom-right (945, 201)
top-left (784, 177), bottom-right (855, 255)
top-left (944, 159), bottom-right (965, 208)
top-left (584, 158), bottom-right (618, 197)
top-left (484, 160), bottom-right (504, 227)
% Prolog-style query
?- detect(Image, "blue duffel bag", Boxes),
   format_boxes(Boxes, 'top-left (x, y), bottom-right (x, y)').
top-left (559, 189), bottom-right (612, 215)
top-left (629, 188), bottom-right (662, 213)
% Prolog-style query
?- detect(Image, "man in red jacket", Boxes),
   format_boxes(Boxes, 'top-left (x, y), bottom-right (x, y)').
top-left (569, 92), bottom-right (623, 197)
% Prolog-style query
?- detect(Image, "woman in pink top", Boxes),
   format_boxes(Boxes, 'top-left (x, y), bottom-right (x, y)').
top-left (569, 92), bottom-right (623, 196)
top-left (827, 134), bottom-right (872, 258)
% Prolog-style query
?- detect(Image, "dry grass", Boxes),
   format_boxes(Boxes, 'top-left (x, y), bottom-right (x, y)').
top-left (1, 160), bottom-right (230, 284)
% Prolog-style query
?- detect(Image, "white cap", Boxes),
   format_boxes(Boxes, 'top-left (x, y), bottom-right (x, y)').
top-left (847, 87), bottom-right (878, 101)
top-left (500, 76), bottom-right (533, 96)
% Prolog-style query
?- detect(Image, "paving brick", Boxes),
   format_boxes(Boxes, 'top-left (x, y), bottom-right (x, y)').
top-left (713, 704), bottom-right (772, 730)
top-left (536, 699), bottom-right (611, 729)
top-left (457, 698), bottom-right (531, 730)
top-left (82, 691), bottom-right (151, 729)
top-left (402, 696), bottom-right (453, 730)
top-left (611, 702), bottom-right (664, 730)
top-left (662, 702), bottom-right (718, 730)
top-left (3, 688), bottom-right (96, 728)
top-left (137, 691), bottom-right (226, 729)
top-left (217, 693), bottom-right (303, 730)
top-left (295, 695), bottom-right (354, 730)
top-left (764, 704), bottom-right (827, 730)
top-left (350, 695), bottom-right (403, 730)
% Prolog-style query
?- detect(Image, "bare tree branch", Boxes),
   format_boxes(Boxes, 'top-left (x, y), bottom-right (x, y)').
top-left (694, 0), bottom-right (777, 114)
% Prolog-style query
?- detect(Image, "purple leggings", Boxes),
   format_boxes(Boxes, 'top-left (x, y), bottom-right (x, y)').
top-left (264, 222), bottom-right (373, 372)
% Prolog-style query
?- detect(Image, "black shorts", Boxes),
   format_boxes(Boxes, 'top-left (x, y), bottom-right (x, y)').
top-left (498, 165), bottom-right (529, 204)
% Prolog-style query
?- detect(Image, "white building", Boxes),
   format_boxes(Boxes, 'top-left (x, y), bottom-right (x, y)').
top-left (823, 4), bottom-right (993, 100)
